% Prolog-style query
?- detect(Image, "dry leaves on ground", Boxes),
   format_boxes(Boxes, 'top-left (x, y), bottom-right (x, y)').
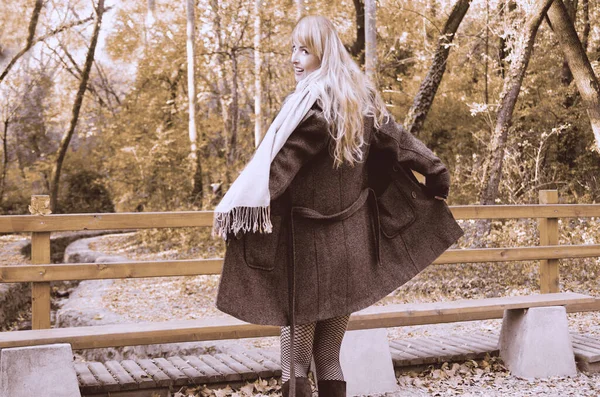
top-left (175, 378), bottom-right (281, 397)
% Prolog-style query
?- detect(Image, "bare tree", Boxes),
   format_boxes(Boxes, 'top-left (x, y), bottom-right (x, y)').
top-left (484, 0), bottom-right (490, 104)
top-left (0, 0), bottom-right (43, 84)
top-left (50, 0), bottom-right (105, 212)
top-left (581, 0), bottom-right (590, 52)
top-left (1, 118), bottom-right (8, 203)
top-left (404, 0), bottom-right (471, 136)
top-left (560, 0), bottom-right (577, 85)
top-left (1, 3), bottom-right (107, 85)
top-left (208, 0), bottom-right (233, 170)
top-left (254, 0), bottom-right (263, 146)
top-left (0, 81), bottom-right (24, 203)
top-left (548, 0), bottom-right (600, 152)
top-left (349, 0), bottom-right (365, 61)
top-left (364, 0), bottom-right (377, 80)
top-left (479, 0), bottom-right (554, 209)
top-left (227, 50), bottom-right (240, 165)
top-left (186, 0), bottom-right (203, 205)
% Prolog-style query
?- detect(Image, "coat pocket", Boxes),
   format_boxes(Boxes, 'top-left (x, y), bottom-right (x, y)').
top-left (377, 180), bottom-right (416, 238)
top-left (243, 215), bottom-right (282, 271)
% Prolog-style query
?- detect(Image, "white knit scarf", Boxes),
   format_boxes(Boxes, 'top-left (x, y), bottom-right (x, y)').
top-left (213, 77), bottom-right (319, 240)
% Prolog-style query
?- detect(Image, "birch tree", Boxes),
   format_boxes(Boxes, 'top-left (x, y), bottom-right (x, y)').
top-left (146, 0), bottom-right (156, 27)
top-left (187, 0), bottom-right (203, 205)
top-left (297, 0), bottom-right (305, 19)
top-left (364, 0), bottom-right (377, 80)
top-left (254, 0), bottom-right (263, 146)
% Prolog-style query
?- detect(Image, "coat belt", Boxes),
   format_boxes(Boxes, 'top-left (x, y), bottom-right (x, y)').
top-left (292, 188), bottom-right (381, 266)
top-left (292, 187), bottom-right (370, 221)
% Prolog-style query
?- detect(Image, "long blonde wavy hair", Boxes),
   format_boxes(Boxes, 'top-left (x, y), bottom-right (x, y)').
top-left (291, 15), bottom-right (388, 167)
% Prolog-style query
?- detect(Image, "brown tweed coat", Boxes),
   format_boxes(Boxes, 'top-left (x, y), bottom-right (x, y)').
top-left (216, 103), bottom-right (464, 326)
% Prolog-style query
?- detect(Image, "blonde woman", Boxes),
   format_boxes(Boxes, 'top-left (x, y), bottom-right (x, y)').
top-left (214, 15), bottom-right (463, 397)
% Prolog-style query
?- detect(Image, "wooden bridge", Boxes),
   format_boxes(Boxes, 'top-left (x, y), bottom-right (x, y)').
top-left (1, 189), bottom-right (600, 395)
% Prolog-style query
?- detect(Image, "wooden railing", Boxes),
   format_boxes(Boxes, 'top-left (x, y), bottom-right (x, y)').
top-left (1, 189), bottom-right (600, 334)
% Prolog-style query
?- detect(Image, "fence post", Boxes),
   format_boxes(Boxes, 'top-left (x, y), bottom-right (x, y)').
top-left (538, 190), bottom-right (559, 293)
top-left (30, 195), bottom-right (51, 329)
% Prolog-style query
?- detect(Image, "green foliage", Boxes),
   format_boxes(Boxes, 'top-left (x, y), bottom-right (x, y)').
top-left (56, 170), bottom-right (115, 214)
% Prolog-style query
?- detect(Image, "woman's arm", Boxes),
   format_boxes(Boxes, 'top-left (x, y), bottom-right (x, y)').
top-left (373, 114), bottom-right (450, 199)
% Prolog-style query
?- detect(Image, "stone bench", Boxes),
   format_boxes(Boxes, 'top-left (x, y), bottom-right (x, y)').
top-left (344, 292), bottom-right (595, 394)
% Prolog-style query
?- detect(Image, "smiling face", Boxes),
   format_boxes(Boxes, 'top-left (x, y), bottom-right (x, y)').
top-left (291, 43), bottom-right (321, 82)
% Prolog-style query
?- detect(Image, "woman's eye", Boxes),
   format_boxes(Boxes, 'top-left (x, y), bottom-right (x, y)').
top-left (302, 49), bottom-right (308, 54)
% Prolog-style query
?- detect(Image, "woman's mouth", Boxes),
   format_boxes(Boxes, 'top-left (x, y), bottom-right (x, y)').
top-left (294, 67), bottom-right (304, 75)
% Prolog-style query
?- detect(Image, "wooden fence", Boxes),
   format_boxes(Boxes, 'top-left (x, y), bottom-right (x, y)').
top-left (1, 189), bottom-right (600, 338)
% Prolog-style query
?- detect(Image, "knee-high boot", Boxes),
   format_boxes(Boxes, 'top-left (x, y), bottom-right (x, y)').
top-left (317, 380), bottom-right (346, 397)
top-left (282, 377), bottom-right (312, 397)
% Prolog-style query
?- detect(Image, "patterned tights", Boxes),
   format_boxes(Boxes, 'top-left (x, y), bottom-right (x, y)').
top-left (280, 314), bottom-right (350, 382)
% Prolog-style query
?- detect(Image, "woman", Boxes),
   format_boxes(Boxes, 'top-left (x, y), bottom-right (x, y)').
top-left (213, 15), bottom-right (463, 397)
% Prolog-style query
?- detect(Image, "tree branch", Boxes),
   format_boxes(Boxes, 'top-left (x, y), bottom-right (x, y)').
top-left (0, 0), bottom-right (43, 84)
top-left (0, 6), bottom-right (113, 85)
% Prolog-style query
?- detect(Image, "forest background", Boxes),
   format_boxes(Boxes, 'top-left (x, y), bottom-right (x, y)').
top-left (1, 0), bottom-right (600, 244)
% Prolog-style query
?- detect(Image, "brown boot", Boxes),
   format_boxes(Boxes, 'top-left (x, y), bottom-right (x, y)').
top-left (317, 380), bottom-right (346, 397)
top-left (282, 377), bottom-right (312, 397)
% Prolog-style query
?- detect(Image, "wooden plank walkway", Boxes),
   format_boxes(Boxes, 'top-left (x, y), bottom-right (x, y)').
top-left (76, 331), bottom-right (600, 395)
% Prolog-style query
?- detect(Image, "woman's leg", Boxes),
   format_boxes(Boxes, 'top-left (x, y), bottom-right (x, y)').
top-left (312, 314), bottom-right (350, 381)
top-left (280, 322), bottom-right (316, 382)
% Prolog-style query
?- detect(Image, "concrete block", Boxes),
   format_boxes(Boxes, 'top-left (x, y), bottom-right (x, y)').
top-left (337, 328), bottom-right (398, 396)
top-left (499, 306), bottom-right (577, 378)
top-left (1, 343), bottom-right (81, 397)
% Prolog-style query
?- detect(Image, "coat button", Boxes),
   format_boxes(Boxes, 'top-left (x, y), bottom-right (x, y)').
top-left (392, 165), bottom-right (399, 172)
top-left (411, 191), bottom-right (417, 199)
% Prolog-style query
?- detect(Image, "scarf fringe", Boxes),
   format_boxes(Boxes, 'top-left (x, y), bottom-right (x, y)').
top-left (212, 206), bottom-right (273, 240)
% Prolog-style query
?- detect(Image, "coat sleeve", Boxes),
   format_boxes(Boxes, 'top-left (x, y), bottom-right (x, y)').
top-left (269, 107), bottom-right (330, 200)
top-left (373, 113), bottom-right (451, 198)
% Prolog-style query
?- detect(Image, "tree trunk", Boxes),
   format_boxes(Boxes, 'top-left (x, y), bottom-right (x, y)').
top-left (254, 0), bottom-right (263, 146)
top-left (484, 0), bottom-right (489, 104)
top-left (350, 0), bottom-right (365, 61)
top-left (581, 0), bottom-right (590, 52)
top-left (479, 0), bottom-right (554, 208)
top-left (186, 0), bottom-right (202, 205)
top-left (49, 0), bottom-right (105, 212)
top-left (560, 0), bottom-right (577, 85)
top-left (209, 0), bottom-right (232, 174)
top-left (364, 0), bottom-right (377, 81)
top-left (191, 149), bottom-right (204, 206)
top-left (0, 119), bottom-right (8, 204)
top-left (227, 52), bottom-right (240, 165)
top-left (296, 0), bottom-right (304, 19)
top-left (0, 0), bottom-right (43, 84)
top-left (404, 0), bottom-right (471, 136)
top-left (548, 0), bottom-right (600, 152)
top-left (146, 0), bottom-right (156, 27)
